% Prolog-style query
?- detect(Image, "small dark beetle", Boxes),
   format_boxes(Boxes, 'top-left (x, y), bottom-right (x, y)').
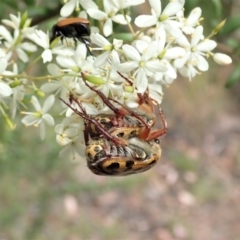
top-left (50, 17), bottom-right (92, 55)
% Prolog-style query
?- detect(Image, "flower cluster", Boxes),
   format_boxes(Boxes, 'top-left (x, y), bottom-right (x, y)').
top-left (0, 0), bottom-right (232, 159)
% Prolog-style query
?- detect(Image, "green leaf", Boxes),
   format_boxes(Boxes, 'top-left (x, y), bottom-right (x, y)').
top-left (225, 66), bottom-right (240, 88)
top-left (210, 0), bottom-right (222, 18)
top-left (219, 15), bottom-right (240, 35)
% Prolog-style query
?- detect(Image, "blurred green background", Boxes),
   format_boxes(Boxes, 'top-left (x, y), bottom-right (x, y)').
top-left (0, 0), bottom-right (240, 239)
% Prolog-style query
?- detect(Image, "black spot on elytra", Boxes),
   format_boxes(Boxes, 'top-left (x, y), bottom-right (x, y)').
top-left (106, 162), bottom-right (120, 170)
top-left (87, 153), bottom-right (93, 160)
top-left (126, 160), bottom-right (134, 168)
top-left (117, 132), bottom-right (124, 138)
top-left (129, 130), bottom-right (137, 138)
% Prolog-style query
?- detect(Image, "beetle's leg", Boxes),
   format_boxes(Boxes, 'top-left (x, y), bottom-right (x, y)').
top-left (60, 97), bottom-right (128, 146)
top-left (81, 72), bottom-right (128, 116)
top-left (60, 35), bottom-right (64, 44)
top-left (74, 38), bottom-right (78, 49)
top-left (117, 72), bottom-right (133, 86)
top-left (145, 106), bottom-right (167, 141)
top-left (108, 97), bottom-right (150, 130)
top-left (83, 119), bottom-right (90, 146)
top-left (79, 37), bottom-right (93, 56)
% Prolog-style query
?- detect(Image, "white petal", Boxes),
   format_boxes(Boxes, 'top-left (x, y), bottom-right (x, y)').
top-left (52, 46), bottom-right (75, 56)
top-left (42, 114), bottom-right (55, 126)
top-left (21, 115), bottom-right (39, 126)
top-left (31, 96), bottom-right (41, 111)
top-left (16, 48), bottom-right (29, 62)
top-left (74, 43), bottom-right (87, 62)
top-left (191, 26), bottom-right (203, 46)
top-left (164, 20), bottom-right (184, 38)
top-left (176, 35), bottom-right (190, 48)
top-left (112, 14), bottom-right (131, 24)
top-left (136, 69), bottom-right (148, 93)
top-left (149, 0), bottom-right (161, 16)
top-left (0, 26), bottom-right (13, 42)
top-left (20, 42), bottom-right (37, 52)
top-left (146, 60), bottom-right (168, 73)
top-left (113, 39), bottom-right (123, 49)
top-left (42, 95), bottom-right (55, 113)
top-left (165, 47), bottom-right (186, 59)
top-left (87, 9), bottom-right (107, 20)
top-left (122, 44), bottom-right (141, 61)
top-left (195, 55), bottom-right (209, 71)
top-left (0, 58), bottom-right (8, 73)
top-left (155, 26), bottom-right (166, 51)
top-left (162, 0), bottom-right (185, 16)
top-left (103, 18), bottom-right (113, 37)
top-left (174, 52), bottom-right (190, 69)
top-left (117, 62), bottom-right (139, 73)
top-left (196, 40), bottom-right (217, 52)
top-left (28, 30), bottom-right (48, 49)
top-left (187, 7), bottom-right (202, 26)
top-left (41, 81), bottom-right (60, 93)
top-left (163, 61), bottom-right (177, 79)
top-left (41, 49), bottom-right (52, 63)
top-left (134, 15), bottom-right (157, 28)
top-left (0, 82), bottom-right (12, 97)
top-left (60, 0), bottom-right (75, 17)
top-left (213, 53), bottom-right (232, 65)
top-left (90, 33), bottom-right (110, 47)
top-left (142, 41), bottom-right (158, 61)
top-left (56, 134), bottom-right (71, 146)
top-left (47, 63), bottom-right (60, 75)
top-left (149, 90), bottom-right (162, 104)
top-left (94, 51), bottom-right (110, 67)
top-left (56, 55), bottom-right (75, 68)
top-left (111, 50), bottom-right (120, 66)
top-left (80, 0), bottom-right (98, 10)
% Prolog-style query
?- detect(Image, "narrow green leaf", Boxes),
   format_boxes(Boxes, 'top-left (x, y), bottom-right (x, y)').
top-left (225, 66), bottom-right (240, 88)
top-left (210, 0), bottom-right (222, 18)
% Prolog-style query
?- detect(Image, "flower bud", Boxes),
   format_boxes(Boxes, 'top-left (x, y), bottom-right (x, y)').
top-left (84, 75), bottom-right (105, 85)
top-left (9, 79), bottom-right (22, 88)
top-left (213, 53), bottom-right (232, 65)
top-left (35, 89), bottom-right (45, 97)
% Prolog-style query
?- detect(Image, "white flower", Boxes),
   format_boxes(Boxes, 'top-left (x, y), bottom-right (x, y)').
top-left (91, 33), bottom-right (122, 67)
top-left (60, 0), bottom-right (98, 17)
top-left (0, 26), bottom-right (37, 63)
top-left (213, 53), bottom-right (232, 65)
top-left (135, 0), bottom-right (185, 38)
top-left (21, 95), bottom-right (55, 139)
top-left (55, 115), bottom-right (86, 158)
top-left (152, 26), bottom-right (184, 83)
top-left (1, 63), bottom-right (27, 118)
top-left (110, 0), bottom-right (145, 9)
top-left (118, 43), bottom-right (167, 93)
top-left (40, 63), bottom-right (71, 100)
top-left (27, 30), bottom-right (74, 63)
top-left (178, 7), bottom-right (202, 35)
top-left (174, 26), bottom-right (217, 79)
top-left (87, 0), bottom-right (131, 37)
